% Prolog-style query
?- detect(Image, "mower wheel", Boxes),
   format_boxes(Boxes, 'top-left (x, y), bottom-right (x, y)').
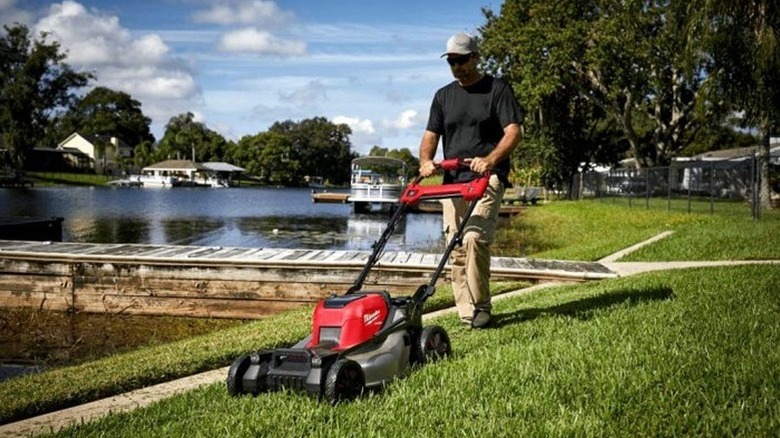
top-left (226, 354), bottom-right (251, 397)
top-left (416, 325), bottom-right (451, 365)
top-left (324, 359), bottom-right (365, 404)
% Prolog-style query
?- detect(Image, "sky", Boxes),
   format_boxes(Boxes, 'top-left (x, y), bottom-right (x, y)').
top-left (1, 0), bottom-right (500, 156)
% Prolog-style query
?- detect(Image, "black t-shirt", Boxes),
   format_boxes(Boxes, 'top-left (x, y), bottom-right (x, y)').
top-left (426, 75), bottom-right (523, 184)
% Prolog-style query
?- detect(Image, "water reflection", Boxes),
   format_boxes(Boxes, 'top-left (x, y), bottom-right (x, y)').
top-left (84, 217), bottom-right (152, 243)
top-left (163, 218), bottom-right (225, 246)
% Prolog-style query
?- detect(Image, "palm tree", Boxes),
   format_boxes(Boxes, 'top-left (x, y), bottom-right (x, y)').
top-left (694, 0), bottom-right (779, 210)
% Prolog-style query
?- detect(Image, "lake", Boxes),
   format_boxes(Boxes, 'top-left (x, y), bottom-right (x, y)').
top-left (0, 186), bottom-right (446, 251)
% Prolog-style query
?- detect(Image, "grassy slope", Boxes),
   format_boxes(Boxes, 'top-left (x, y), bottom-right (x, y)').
top-left (51, 265), bottom-right (780, 437)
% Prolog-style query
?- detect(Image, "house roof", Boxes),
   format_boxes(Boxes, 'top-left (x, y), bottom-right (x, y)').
top-left (352, 156), bottom-right (408, 168)
top-left (694, 146), bottom-right (758, 160)
top-left (142, 160), bottom-right (205, 171)
top-left (683, 144), bottom-right (780, 161)
top-left (58, 132), bottom-right (131, 149)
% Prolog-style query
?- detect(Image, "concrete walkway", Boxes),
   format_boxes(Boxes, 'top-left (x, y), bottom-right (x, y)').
top-left (2, 231), bottom-right (777, 437)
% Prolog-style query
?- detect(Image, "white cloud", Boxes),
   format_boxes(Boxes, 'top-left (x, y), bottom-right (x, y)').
top-left (333, 116), bottom-right (376, 135)
top-left (386, 109), bottom-right (420, 130)
top-left (218, 27), bottom-right (306, 56)
top-left (333, 116), bottom-right (381, 155)
top-left (32, 1), bottom-right (201, 140)
top-left (192, 0), bottom-right (293, 27)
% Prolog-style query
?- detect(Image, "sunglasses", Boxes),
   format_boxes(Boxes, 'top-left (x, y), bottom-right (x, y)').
top-left (446, 54), bottom-right (472, 66)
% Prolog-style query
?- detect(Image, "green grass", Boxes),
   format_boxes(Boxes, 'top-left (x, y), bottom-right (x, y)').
top-left (495, 200), bottom-right (780, 261)
top-left (45, 265), bottom-right (780, 437)
top-left (623, 213), bottom-right (780, 261)
top-left (26, 171), bottom-right (112, 187)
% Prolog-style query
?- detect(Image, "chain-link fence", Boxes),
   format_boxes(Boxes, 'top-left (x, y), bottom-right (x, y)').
top-left (570, 156), bottom-right (764, 219)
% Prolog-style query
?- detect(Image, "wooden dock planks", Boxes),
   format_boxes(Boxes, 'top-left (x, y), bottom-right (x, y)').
top-left (0, 240), bottom-right (616, 319)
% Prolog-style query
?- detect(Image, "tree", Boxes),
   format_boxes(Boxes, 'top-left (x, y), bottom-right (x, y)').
top-left (228, 134), bottom-right (265, 176)
top-left (479, 0), bottom-right (714, 170)
top-left (258, 131), bottom-right (299, 185)
top-left (269, 117), bottom-right (356, 185)
top-left (51, 86), bottom-right (154, 148)
top-left (368, 145), bottom-right (420, 178)
top-left (479, 0), bottom-right (627, 192)
top-left (694, 0), bottom-right (779, 209)
top-left (0, 23), bottom-right (92, 168)
top-left (133, 140), bottom-right (155, 169)
top-left (156, 112), bottom-right (227, 162)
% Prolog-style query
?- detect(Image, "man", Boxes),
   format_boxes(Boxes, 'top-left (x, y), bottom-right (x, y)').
top-left (418, 32), bottom-right (523, 329)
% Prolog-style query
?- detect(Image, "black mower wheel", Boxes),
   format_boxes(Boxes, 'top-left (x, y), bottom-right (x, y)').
top-left (324, 359), bottom-right (365, 404)
top-left (226, 354), bottom-right (251, 397)
top-left (416, 325), bottom-right (452, 365)
top-left (227, 353), bottom-right (272, 396)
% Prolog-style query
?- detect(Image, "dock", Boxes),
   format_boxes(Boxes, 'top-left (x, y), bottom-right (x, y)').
top-left (0, 239), bottom-right (616, 319)
top-left (311, 191), bottom-right (350, 203)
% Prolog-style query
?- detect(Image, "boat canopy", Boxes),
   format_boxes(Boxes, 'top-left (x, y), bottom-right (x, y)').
top-left (351, 156), bottom-right (407, 169)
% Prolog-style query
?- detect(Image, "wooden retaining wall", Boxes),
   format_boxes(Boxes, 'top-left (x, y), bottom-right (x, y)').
top-left (0, 240), bottom-right (616, 319)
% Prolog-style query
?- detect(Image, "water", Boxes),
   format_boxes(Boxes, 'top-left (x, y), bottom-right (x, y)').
top-left (0, 186), bottom-right (446, 251)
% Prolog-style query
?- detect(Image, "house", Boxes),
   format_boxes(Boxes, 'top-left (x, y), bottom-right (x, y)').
top-left (671, 142), bottom-right (780, 196)
top-left (57, 133), bottom-right (133, 174)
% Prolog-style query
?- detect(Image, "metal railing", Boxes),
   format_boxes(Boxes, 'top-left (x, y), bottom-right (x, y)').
top-left (570, 156), bottom-right (763, 219)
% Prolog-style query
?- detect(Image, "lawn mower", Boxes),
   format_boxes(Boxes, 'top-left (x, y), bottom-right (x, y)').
top-left (226, 158), bottom-right (489, 403)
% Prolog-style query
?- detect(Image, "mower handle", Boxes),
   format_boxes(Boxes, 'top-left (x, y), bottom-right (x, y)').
top-left (435, 157), bottom-right (468, 172)
top-left (401, 159), bottom-right (490, 205)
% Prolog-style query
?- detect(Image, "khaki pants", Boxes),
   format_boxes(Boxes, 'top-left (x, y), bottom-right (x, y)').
top-left (441, 174), bottom-right (504, 320)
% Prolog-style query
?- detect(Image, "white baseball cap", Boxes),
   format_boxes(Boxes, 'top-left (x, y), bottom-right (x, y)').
top-left (442, 33), bottom-right (478, 57)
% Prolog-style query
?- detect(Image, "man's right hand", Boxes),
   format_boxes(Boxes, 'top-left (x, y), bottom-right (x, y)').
top-left (419, 160), bottom-right (436, 177)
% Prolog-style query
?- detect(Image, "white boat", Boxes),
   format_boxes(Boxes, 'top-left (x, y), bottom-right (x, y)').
top-left (133, 174), bottom-right (181, 188)
top-left (306, 176), bottom-right (326, 189)
top-left (349, 156), bottom-right (408, 213)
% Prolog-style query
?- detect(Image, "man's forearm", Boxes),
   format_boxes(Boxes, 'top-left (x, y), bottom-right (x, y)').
top-left (486, 123), bottom-right (523, 166)
top-left (419, 130), bottom-right (439, 162)
top-left (419, 130), bottom-right (439, 176)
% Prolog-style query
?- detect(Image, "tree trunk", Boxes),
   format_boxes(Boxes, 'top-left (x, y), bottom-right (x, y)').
top-left (758, 115), bottom-right (773, 210)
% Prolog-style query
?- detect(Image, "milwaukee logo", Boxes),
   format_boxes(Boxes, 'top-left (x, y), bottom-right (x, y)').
top-left (363, 309), bottom-right (381, 325)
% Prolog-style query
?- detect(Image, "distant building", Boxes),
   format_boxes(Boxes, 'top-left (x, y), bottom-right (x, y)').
top-left (57, 133), bottom-right (133, 174)
top-left (671, 143), bottom-right (780, 196)
top-left (674, 143), bottom-right (780, 165)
